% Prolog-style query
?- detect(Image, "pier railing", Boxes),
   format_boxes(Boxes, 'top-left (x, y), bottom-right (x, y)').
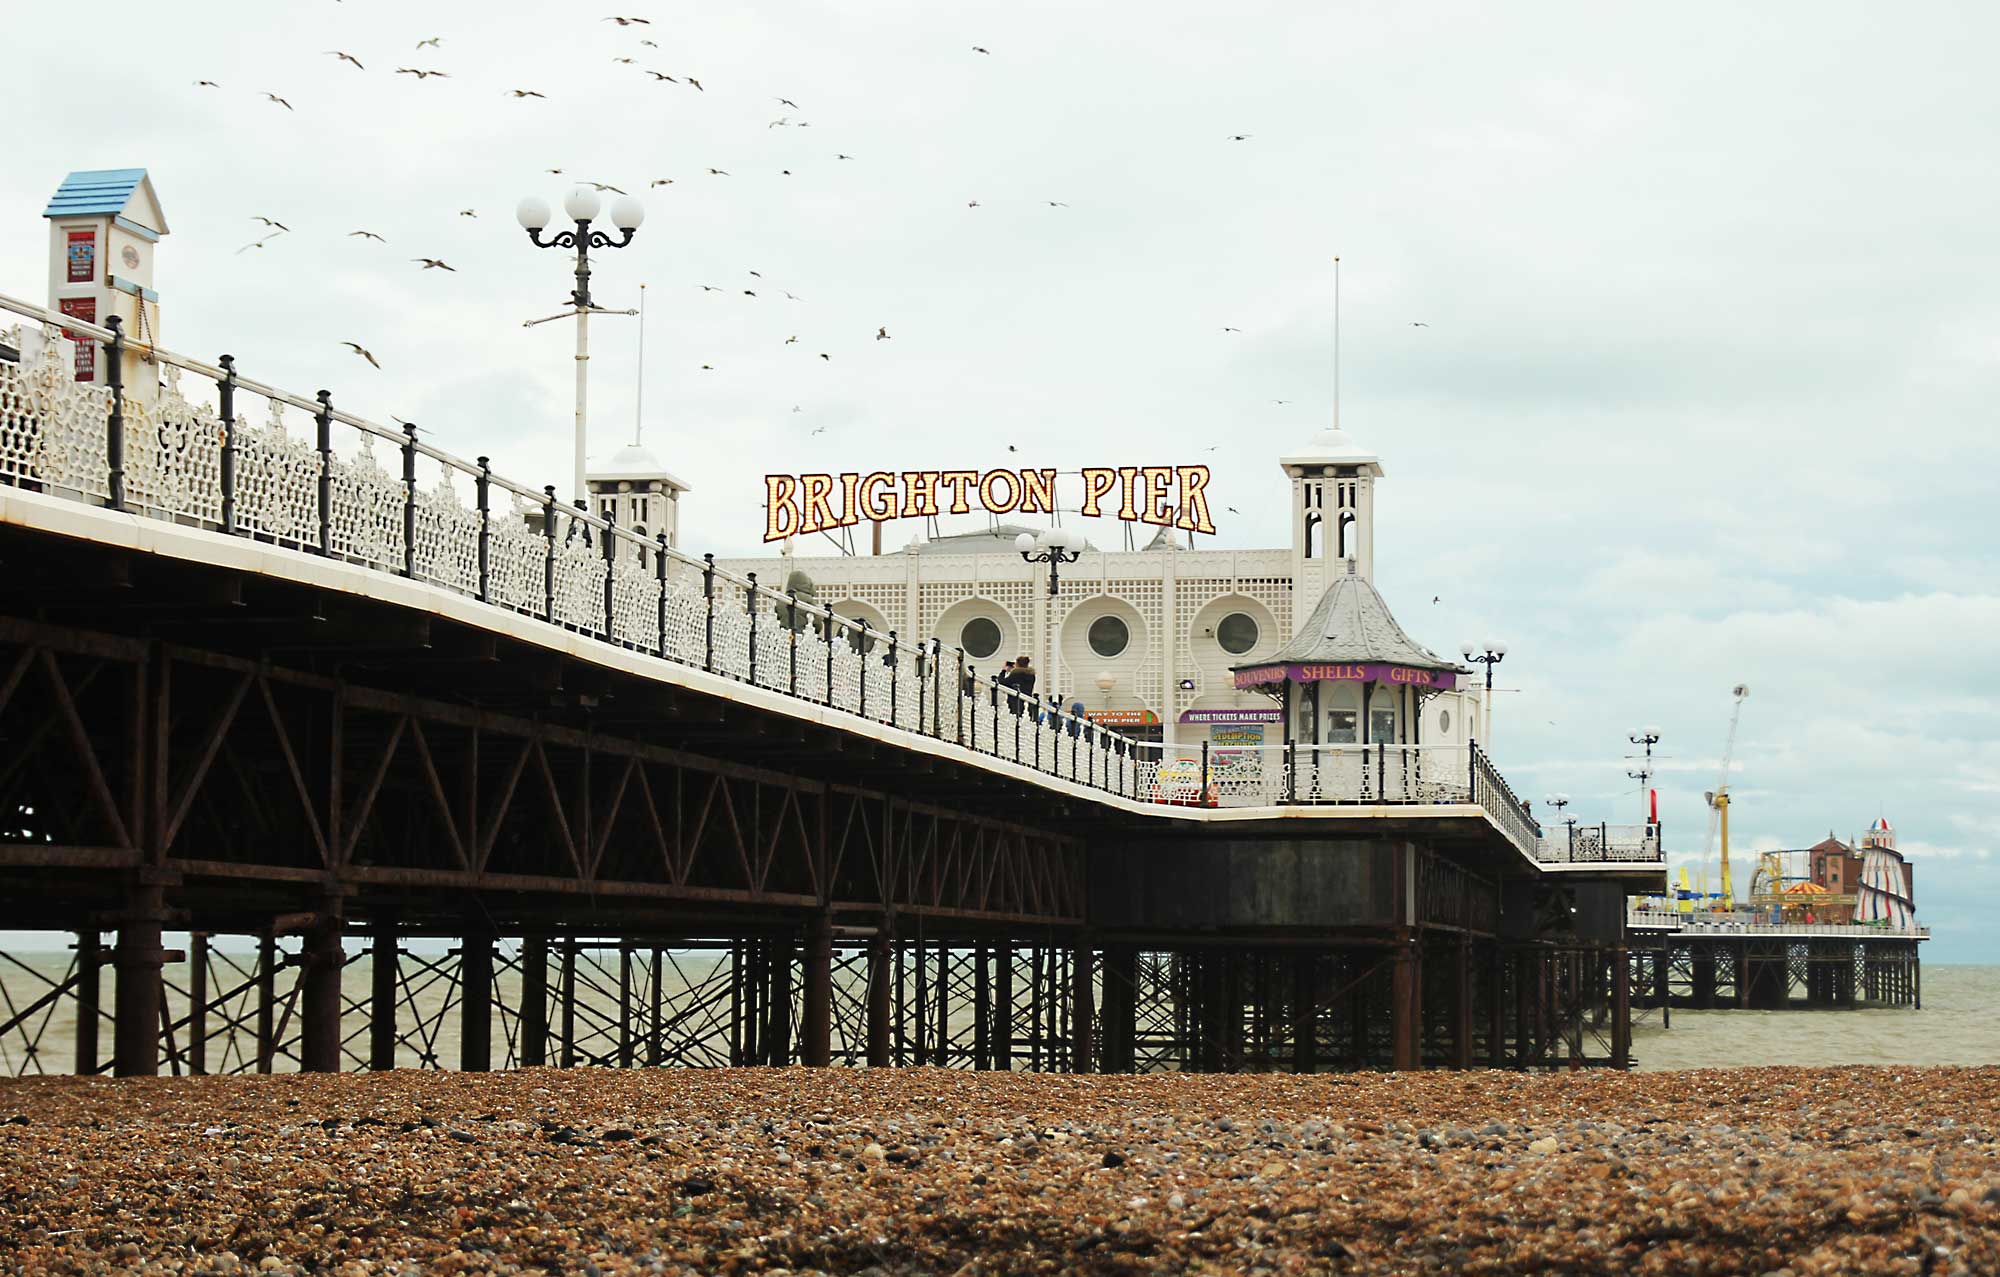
top-left (1, 292), bottom-right (1550, 844)
top-left (1537, 822), bottom-right (1664, 864)
top-left (1626, 905), bottom-right (1928, 940)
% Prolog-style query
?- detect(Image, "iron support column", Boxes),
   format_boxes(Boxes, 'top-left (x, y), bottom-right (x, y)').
top-left (299, 908), bottom-right (344, 1073)
top-left (866, 932), bottom-right (893, 1068)
top-left (1453, 935), bottom-right (1474, 1070)
top-left (992, 942), bottom-right (1013, 1070)
top-left (75, 930), bottom-right (102, 1076)
top-left (521, 935), bottom-right (548, 1067)
top-left (1069, 939), bottom-right (1094, 1074)
top-left (370, 921), bottom-right (398, 1071)
top-left (460, 929), bottom-right (493, 1072)
top-left (803, 914), bottom-right (833, 1067)
top-left (1391, 933), bottom-right (1420, 1072)
top-left (1612, 945), bottom-right (1632, 1069)
top-left (113, 881), bottom-right (168, 1078)
top-left (1291, 951), bottom-right (1317, 1075)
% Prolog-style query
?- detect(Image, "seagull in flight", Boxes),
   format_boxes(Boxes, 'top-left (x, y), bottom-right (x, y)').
top-left (194, 80), bottom-right (219, 88)
top-left (785, 335), bottom-right (798, 344)
top-left (685, 77), bottom-right (703, 91)
top-left (819, 353), bottom-right (831, 361)
top-left (1411, 321), bottom-right (1430, 327)
top-left (325, 51), bottom-right (365, 69)
top-left (1046, 201), bottom-right (1069, 207)
top-left (340, 342), bottom-right (382, 370)
top-left (700, 284), bottom-right (721, 292)
top-left (604, 15), bottom-right (652, 24)
top-left (1229, 134), bottom-right (1251, 141)
top-left (347, 230), bottom-right (386, 241)
top-left (412, 258), bottom-right (456, 271)
top-left (811, 425), bottom-right (827, 435)
top-left (584, 181), bottom-right (627, 194)
top-left (612, 57), bottom-right (636, 64)
top-left (649, 178), bottom-right (674, 187)
top-left (836, 153), bottom-right (854, 161)
top-left (234, 235), bottom-right (281, 255)
top-left (1227, 506), bottom-right (1242, 516)
top-left (263, 93), bottom-right (293, 110)
top-left (776, 97), bottom-right (799, 108)
top-left (507, 89), bottom-right (547, 98)
top-left (1271, 399), bottom-right (1291, 405)
top-left (252, 216), bottom-right (291, 231)
top-left (415, 36), bottom-right (442, 49)
top-left (966, 200), bottom-right (980, 208)
top-left (1222, 326), bottom-right (1241, 332)
top-left (706, 168), bottom-right (729, 176)
top-left (458, 208), bottom-right (478, 218)
top-left (784, 291), bottom-right (802, 301)
top-left (644, 71), bottom-right (678, 82)
top-left (396, 68), bottom-right (450, 79)
top-left (544, 168), bottom-right (564, 175)
top-left (972, 45), bottom-right (990, 54)
top-left (876, 326), bottom-right (890, 340)
top-left (640, 39), bottom-right (658, 47)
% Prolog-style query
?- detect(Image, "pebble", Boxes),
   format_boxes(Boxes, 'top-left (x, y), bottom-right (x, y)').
top-left (2, 1066), bottom-right (1998, 1275)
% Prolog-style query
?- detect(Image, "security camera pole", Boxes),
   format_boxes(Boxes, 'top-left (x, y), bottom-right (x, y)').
top-left (517, 188), bottom-right (645, 506)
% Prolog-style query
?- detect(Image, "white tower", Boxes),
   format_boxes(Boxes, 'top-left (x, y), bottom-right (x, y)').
top-left (1279, 426), bottom-right (1382, 622)
top-left (42, 168), bottom-right (168, 401)
top-left (587, 444), bottom-right (690, 566)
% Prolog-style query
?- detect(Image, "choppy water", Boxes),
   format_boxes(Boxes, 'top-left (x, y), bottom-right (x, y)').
top-left (1632, 964), bottom-right (1999, 1071)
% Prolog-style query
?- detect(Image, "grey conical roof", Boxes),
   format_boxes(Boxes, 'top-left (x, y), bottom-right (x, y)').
top-left (1239, 561), bottom-right (1464, 674)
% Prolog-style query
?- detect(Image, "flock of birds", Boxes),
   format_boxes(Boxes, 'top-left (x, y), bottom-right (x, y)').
top-left (196, 15), bottom-right (1432, 433)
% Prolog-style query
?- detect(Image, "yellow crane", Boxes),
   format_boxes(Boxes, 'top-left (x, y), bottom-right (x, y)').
top-left (1702, 684), bottom-right (1750, 910)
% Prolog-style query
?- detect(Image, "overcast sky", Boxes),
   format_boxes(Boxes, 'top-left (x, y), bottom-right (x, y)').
top-left (4, 1), bottom-right (1996, 959)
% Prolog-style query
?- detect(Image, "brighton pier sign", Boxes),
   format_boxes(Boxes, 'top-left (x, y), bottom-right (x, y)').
top-left (763, 465), bottom-right (1217, 542)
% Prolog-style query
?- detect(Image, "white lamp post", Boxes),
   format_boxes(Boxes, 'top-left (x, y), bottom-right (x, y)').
top-left (517, 189), bottom-right (645, 506)
top-left (1015, 526), bottom-right (1082, 596)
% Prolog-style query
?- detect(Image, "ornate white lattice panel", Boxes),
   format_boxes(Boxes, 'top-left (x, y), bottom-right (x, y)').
top-left (125, 365), bottom-right (222, 526)
top-left (411, 465), bottom-right (480, 595)
top-left (233, 392), bottom-right (321, 548)
top-left (487, 495), bottom-right (546, 615)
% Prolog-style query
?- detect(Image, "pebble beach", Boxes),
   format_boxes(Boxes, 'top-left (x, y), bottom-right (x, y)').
top-left (3, 1066), bottom-right (1998, 1277)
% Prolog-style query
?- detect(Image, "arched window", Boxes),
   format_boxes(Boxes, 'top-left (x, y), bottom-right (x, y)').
top-left (1338, 511), bottom-right (1356, 560)
top-left (1304, 511), bottom-right (1322, 559)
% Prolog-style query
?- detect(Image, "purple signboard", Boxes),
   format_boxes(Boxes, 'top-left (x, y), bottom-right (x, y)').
top-left (1232, 662), bottom-right (1458, 692)
top-left (1177, 707), bottom-right (1283, 724)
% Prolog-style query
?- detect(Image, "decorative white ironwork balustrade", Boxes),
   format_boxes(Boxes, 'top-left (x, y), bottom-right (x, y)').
top-left (1537, 823), bottom-right (1664, 864)
top-left (0, 292), bottom-right (1575, 859)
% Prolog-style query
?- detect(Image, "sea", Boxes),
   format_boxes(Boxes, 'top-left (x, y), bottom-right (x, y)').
top-left (1630, 963), bottom-right (1998, 1071)
top-left (1, 951), bottom-right (1991, 1075)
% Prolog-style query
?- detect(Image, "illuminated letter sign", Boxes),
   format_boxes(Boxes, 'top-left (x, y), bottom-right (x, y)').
top-left (760, 466), bottom-right (1218, 543)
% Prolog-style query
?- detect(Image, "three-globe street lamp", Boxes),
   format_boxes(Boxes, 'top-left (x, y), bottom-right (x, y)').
top-left (516, 188), bottom-right (645, 505)
top-left (1460, 640), bottom-right (1507, 746)
top-left (1016, 526), bottom-right (1082, 596)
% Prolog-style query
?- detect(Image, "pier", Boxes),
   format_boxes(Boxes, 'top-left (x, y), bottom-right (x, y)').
top-left (0, 285), bottom-right (1690, 1079)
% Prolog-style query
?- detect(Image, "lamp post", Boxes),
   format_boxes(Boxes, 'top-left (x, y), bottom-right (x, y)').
top-left (1460, 640), bottom-right (1506, 746)
top-left (516, 188), bottom-right (645, 505)
top-left (1016, 527), bottom-right (1082, 597)
top-left (1629, 725), bottom-right (1661, 823)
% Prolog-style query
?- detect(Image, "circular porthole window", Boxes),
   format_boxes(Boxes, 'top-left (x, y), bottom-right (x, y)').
top-left (1216, 611), bottom-right (1259, 655)
top-left (1088, 614), bottom-right (1130, 659)
top-left (1439, 709), bottom-right (1451, 734)
top-left (961, 616), bottom-right (1002, 660)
